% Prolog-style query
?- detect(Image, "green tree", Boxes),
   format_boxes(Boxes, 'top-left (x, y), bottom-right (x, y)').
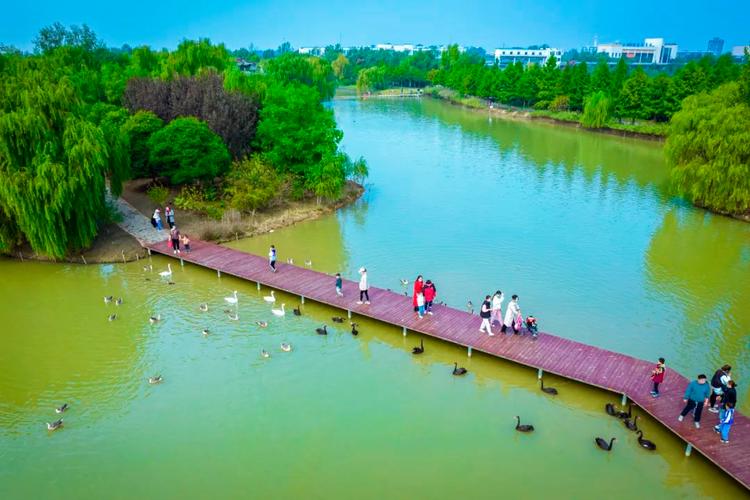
top-left (567, 62), bottom-right (589, 110)
top-left (307, 152), bottom-right (347, 203)
top-left (148, 117), bottom-right (230, 184)
top-left (255, 83), bottom-right (342, 178)
top-left (265, 53), bottom-right (336, 100)
top-left (163, 39), bottom-right (230, 78)
top-left (667, 82), bottom-right (750, 215)
top-left (121, 110), bottom-right (164, 179)
top-left (616, 67), bottom-right (648, 123)
top-left (580, 91), bottom-right (611, 128)
top-left (610, 57), bottom-right (628, 97)
top-left (0, 58), bottom-right (119, 257)
top-left (225, 156), bottom-right (280, 215)
top-left (591, 58), bottom-right (611, 94)
top-left (332, 53), bottom-right (350, 81)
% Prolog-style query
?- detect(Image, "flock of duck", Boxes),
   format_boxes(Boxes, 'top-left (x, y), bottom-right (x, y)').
top-left (67, 265), bottom-right (662, 456)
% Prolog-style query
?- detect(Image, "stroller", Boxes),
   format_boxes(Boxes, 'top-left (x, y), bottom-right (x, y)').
top-left (525, 315), bottom-right (539, 338)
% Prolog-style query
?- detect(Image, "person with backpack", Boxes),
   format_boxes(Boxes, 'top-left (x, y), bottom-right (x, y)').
top-left (650, 357), bottom-right (666, 398)
top-left (708, 365), bottom-right (732, 413)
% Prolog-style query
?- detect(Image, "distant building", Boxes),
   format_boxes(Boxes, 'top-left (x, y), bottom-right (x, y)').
top-left (298, 47), bottom-right (324, 56)
top-left (235, 58), bottom-right (257, 73)
top-left (707, 37), bottom-right (724, 56)
top-left (731, 45), bottom-right (750, 58)
top-left (596, 37), bottom-right (678, 64)
top-left (493, 47), bottom-right (562, 68)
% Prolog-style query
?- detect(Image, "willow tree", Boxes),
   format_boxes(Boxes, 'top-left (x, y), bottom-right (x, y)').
top-left (0, 57), bottom-right (125, 257)
top-left (667, 82), bottom-right (750, 215)
top-left (580, 91), bottom-right (610, 129)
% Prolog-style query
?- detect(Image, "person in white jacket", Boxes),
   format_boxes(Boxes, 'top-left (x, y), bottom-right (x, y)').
top-left (357, 267), bottom-right (370, 304)
top-left (501, 295), bottom-right (521, 334)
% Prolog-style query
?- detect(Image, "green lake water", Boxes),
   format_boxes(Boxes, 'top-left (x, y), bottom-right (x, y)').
top-left (1, 97), bottom-right (749, 499)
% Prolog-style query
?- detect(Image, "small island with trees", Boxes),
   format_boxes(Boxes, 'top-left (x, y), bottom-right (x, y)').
top-left (0, 24), bottom-right (368, 261)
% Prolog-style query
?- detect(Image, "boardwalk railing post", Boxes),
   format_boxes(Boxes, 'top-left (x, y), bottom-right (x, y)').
top-left (621, 393), bottom-right (628, 406)
top-left (685, 443), bottom-right (692, 456)
top-left (147, 248), bottom-right (151, 256)
top-left (217, 269), bottom-right (221, 278)
top-left (257, 282), bottom-right (260, 290)
top-left (301, 296), bottom-right (305, 304)
top-left (180, 258), bottom-right (184, 267)
top-left (468, 346), bottom-right (472, 357)
top-left (402, 326), bottom-right (407, 337)
top-left (537, 368), bottom-right (543, 379)
top-left (347, 310), bottom-right (351, 319)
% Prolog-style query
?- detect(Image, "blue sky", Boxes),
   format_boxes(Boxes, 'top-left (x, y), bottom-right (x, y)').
top-left (2, 0), bottom-right (748, 52)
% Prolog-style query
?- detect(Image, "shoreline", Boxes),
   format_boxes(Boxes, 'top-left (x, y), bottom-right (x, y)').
top-left (3, 181), bottom-right (365, 265)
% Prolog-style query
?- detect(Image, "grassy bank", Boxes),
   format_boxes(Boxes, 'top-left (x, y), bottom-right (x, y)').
top-left (424, 86), bottom-right (667, 139)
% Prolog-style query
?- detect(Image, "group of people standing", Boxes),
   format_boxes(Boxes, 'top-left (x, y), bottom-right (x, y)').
top-left (412, 276), bottom-right (437, 319)
top-left (651, 359), bottom-right (738, 443)
top-left (151, 205), bottom-right (190, 254)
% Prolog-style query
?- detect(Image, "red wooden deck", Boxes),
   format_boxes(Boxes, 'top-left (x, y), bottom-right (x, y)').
top-left (149, 239), bottom-right (750, 490)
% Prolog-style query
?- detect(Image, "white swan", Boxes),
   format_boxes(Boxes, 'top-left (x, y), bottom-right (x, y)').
top-left (159, 264), bottom-right (172, 278)
top-left (149, 314), bottom-right (161, 324)
top-left (263, 291), bottom-right (275, 303)
top-left (280, 342), bottom-right (292, 352)
top-left (199, 303), bottom-right (209, 312)
top-left (271, 303), bottom-right (286, 317)
top-left (224, 291), bottom-right (238, 305)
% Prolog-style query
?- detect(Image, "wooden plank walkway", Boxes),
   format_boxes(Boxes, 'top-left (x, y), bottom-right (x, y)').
top-left (148, 239), bottom-right (750, 490)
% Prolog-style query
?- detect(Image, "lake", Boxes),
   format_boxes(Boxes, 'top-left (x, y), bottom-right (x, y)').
top-left (1, 97), bottom-right (748, 498)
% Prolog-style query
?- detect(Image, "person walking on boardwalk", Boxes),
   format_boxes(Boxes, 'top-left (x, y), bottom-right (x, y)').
top-left (335, 273), bottom-right (343, 296)
top-left (412, 275), bottom-right (424, 312)
top-left (269, 245), bottom-right (277, 273)
top-left (165, 205), bottom-right (175, 229)
top-left (501, 295), bottom-right (521, 334)
top-left (491, 290), bottom-right (504, 326)
top-left (423, 280), bottom-right (437, 315)
top-left (678, 374), bottom-right (711, 428)
top-left (716, 403), bottom-right (735, 444)
top-left (708, 364), bottom-right (732, 413)
top-left (153, 208), bottom-right (163, 231)
top-left (479, 295), bottom-right (493, 336)
top-left (357, 267), bottom-right (370, 304)
top-left (170, 226), bottom-right (181, 254)
top-left (650, 357), bottom-right (666, 398)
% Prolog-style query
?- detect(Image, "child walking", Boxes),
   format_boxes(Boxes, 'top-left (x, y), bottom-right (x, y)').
top-left (335, 273), bottom-right (343, 296)
top-left (416, 292), bottom-right (425, 319)
top-left (423, 280), bottom-right (436, 315)
top-left (716, 403), bottom-right (735, 444)
top-left (650, 357), bottom-right (666, 398)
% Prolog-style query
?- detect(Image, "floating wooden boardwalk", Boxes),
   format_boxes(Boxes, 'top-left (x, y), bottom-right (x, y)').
top-left (148, 239), bottom-right (749, 490)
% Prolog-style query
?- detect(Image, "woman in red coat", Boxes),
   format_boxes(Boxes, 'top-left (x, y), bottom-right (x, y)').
top-left (412, 275), bottom-right (424, 312)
